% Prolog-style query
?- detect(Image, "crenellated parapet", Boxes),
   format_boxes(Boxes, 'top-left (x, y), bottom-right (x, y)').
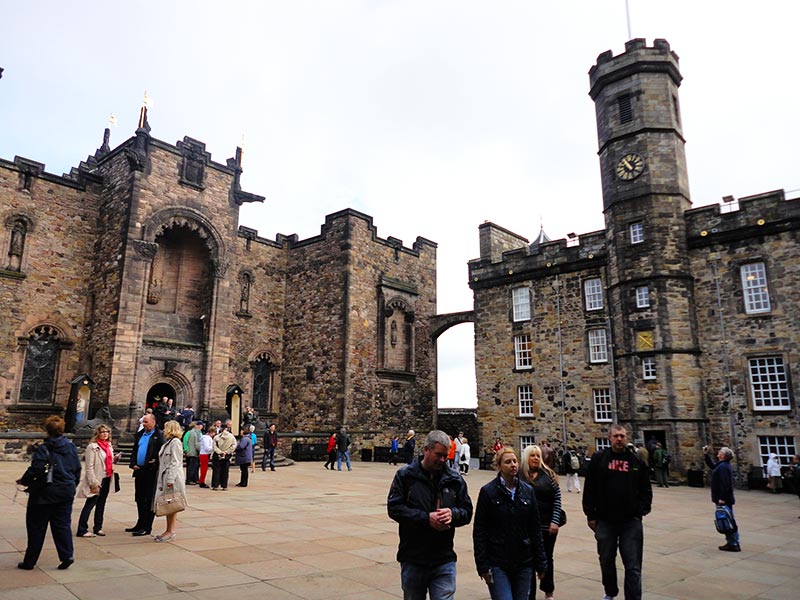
top-left (686, 189), bottom-right (800, 248)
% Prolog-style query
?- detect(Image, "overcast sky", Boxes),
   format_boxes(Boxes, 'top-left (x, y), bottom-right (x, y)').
top-left (2, 1), bottom-right (798, 408)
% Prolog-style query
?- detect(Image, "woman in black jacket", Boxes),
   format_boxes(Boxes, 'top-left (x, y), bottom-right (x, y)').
top-left (522, 445), bottom-right (563, 600)
top-left (473, 446), bottom-right (547, 600)
top-left (16, 415), bottom-right (81, 570)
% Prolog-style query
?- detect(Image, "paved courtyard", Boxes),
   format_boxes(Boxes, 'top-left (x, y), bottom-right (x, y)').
top-left (0, 459), bottom-right (798, 600)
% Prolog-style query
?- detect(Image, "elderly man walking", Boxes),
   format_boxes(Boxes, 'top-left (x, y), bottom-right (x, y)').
top-left (704, 445), bottom-right (741, 551)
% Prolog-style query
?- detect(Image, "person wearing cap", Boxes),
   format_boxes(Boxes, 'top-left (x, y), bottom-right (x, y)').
top-left (184, 421), bottom-right (203, 485)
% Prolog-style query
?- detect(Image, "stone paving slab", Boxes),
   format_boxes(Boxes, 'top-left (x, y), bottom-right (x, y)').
top-left (1, 461), bottom-right (799, 599)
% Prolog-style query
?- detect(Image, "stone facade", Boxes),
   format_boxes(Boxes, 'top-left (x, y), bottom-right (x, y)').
top-left (0, 115), bottom-right (437, 452)
top-left (469, 39), bottom-right (800, 481)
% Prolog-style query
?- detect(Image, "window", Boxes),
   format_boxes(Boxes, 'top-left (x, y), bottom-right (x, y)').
top-left (595, 437), bottom-right (611, 453)
top-left (588, 329), bottom-right (608, 363)
top-left (748, 356), bottom-right (790, 410)
top-left (520, 435), bottom-right (536, 455)
top-left (618, 93), bottom-right (633, 124)
top-left (741, 262), bottom-right (771, 314)
top-left (757, 436), bottom-right (796, 474)
top-left (629, 221), bottom-right (644, 244)
top-left (584, 278), bottom-right (603, 311)
top-left (19, 326), bottom-right (60, 403)
top-left (512, 287), bottom-right (531, 321)
top-left (518, 385), bottom-right (534, 416)
top-left (252, 354), bottom-right (273, 410)
top-left (514, 335), bottom-right (533, 369)
top-left (593, 388), bottom-right (612, 422)
top-left (642, 356), bottom-right (656, 380)
top-left (635, 286), bottom-right (650, 308)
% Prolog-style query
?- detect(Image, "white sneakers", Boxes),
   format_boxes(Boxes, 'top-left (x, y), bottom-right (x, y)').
top-left (602, 595), bottom-right (616, 600)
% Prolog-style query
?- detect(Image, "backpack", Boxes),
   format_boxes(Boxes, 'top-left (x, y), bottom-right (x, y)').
top-left (662, 453), bottom-right (672, 466)
top-left (570, 453), bottom-right (580, 470)
top-left (714, 505), bottom-right (737, 534)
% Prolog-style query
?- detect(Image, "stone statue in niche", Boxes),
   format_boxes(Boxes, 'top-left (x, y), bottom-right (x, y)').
top-left (7, 220), bottom-right (26, 271)
top-left (240, 274), bottom-right (251, 312)
top-left (390, 320), bottom-right (398, 346)
top-left (147, 245), bottom-right (163, 304)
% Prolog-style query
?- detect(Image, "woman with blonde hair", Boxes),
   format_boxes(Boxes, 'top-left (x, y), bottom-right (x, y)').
top-left (152, 420), bottom-right (187, 542)
top-left (473, 446), bottom-right (546, 599)
top-left (76, 424), bottom-right (119, 537)
top-left (521, 445), bottom-right (563, 600)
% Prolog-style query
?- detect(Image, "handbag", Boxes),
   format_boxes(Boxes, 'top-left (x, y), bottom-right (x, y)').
top-left (113, 472), bottom-right (121, 493)
top-left (155, 489), bottom-right (187, 516)
top-left (557, 507), bottom-right (567, 527)
top-left (23, 447), bottom-right (53, 494)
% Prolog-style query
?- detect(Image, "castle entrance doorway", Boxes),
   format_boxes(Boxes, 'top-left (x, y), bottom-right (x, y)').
top-left (146, 382), bottom-right (177, 414)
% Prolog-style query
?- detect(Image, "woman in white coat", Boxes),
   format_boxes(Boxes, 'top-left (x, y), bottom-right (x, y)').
top-left (152, 420), bottom-right (187, 542)
top-left (766, 453), bottom-right (783, 493)
top-left (459, 437), bottom-right (472, 475)
top-left (76, 424), bottom-right (119, 537)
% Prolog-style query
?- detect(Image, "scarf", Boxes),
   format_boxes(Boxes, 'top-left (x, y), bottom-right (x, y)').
top-left (97, 439), bottom-right (113, 477)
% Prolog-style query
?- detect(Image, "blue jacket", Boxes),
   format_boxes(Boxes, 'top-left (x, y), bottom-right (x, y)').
top-left (387, 458), bottom-right (472, 566)
top-left (705, 454), bottom-right (735, 506)
top-left (235, 435), bottom-right (254, 465)
top-left (20, 435), bottom-right (81, 505)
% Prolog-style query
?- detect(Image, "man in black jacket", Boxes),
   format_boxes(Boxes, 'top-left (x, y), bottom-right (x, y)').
top-left (583, 424), bottom-right (652, 600)
top-left (126, 413), bottom-right (164, 536)
top-left (261, 422), bottom-right (278, 471)
top-left (387, 430), bottom-right (473, 600)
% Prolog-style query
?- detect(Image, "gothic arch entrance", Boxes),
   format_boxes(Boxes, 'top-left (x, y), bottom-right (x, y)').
top-left (146, 382), bottom-right (177, 412)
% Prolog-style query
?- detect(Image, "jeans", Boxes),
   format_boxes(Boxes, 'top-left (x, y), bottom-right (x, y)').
top-left (401, 561), bottom-right (456, 600)
top-left (77, 476), bottom-right (111, 535)
top-left (486, 565), bottom-right (533, 600)
top-left (337, 450), bottom-right (351, 470)
top-left (261, 447), bottom-right (275, 470)
top-left (186, 455), bottom-right (199, 483)
top-left (722, 505), bottom-right (741, 547)
top-left (595, 518), bottom-right (643, 600)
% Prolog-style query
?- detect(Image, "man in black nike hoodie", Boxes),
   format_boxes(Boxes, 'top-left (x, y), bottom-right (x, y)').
top-left (583, 424), bottom-right (652, 600)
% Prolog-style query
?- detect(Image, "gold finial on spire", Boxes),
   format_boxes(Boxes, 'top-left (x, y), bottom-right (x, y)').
top-left (138, 91), bottom-right (153, 128)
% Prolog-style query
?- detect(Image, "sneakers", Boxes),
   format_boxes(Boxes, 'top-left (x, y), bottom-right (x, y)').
top-left (602, 595), bottom-right (616, 600)
top-left (719, 544), bottom-right (741, 552)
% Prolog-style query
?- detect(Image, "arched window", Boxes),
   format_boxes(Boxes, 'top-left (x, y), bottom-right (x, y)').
top-left (252, 353), bottom-right (273, 410)
top-left (20, 326), bottom-right (60, 403)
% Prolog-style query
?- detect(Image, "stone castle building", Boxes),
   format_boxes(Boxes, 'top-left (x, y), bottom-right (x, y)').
top-left (469, 39), bottom-right (799, 479)
top-left (0, 109), bottom-right (439, 450)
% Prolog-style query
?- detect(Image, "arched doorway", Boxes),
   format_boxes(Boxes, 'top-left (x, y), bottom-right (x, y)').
top-left (147, 383), bottom-right (177, 413)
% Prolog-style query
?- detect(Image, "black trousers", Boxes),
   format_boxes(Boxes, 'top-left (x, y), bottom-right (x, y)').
top-left (212, 457), bottom-right (230, 489)
top-left (324, 450), bottom-right (336, 469)
top-left (530, 529), bottom-right (558, 597)
top-left (238, 464), bottom-right (250, 486)
top-left (77, 476), bottom-right (111, 535)
top-left (23, 501), bottom-right (74, 566)
top-left (133, 469), bottom-right (157, 533)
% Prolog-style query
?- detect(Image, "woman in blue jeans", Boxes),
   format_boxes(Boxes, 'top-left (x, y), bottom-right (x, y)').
top-left (473, 447), bottom-right (547, 600)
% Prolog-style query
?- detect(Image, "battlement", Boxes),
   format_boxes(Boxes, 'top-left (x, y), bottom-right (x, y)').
top-left (589, 38), bottom-right (681, 99)
top-left (469, 227), bottom-right (606, 289)
top-left (238, 208), bottom-right (437, 256)
top-left (686, 189), bottom-right (800, 247)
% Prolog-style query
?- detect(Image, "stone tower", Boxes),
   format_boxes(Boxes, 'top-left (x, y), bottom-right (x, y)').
top-left (589, 38), bottom-right (704, 458)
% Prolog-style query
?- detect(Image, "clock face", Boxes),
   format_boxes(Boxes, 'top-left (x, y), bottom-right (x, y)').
top-left (616, 153), bottom-right (645, 181)
top-left (636, 331), bottom-right (655, 351)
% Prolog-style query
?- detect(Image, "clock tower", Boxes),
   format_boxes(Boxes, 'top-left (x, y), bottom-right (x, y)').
top-left (589, 39), bottom-right (703, 452)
